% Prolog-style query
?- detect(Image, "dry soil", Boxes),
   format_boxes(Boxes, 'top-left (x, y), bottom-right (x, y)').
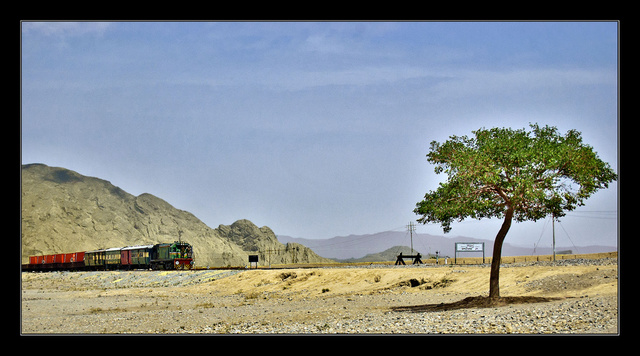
top-left (21, 258), bottom-right (618, 334)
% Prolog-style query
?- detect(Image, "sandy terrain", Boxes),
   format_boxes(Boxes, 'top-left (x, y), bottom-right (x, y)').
top-left (21, 258), bottom-right (618, 334)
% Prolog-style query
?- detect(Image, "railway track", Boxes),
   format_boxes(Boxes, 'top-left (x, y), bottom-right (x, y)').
top-left (23, 251), bottom-right (616, 272)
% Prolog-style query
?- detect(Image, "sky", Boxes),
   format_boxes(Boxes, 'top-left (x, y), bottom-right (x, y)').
top-left (21, 21), bottom-right (619, 251)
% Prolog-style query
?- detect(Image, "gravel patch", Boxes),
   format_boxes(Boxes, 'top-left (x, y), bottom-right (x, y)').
top-left (21, 259), bottom-right (618, 335)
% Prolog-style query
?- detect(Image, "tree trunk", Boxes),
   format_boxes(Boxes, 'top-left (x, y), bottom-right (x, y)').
top-left (489, 206), bottom-right (514, 299)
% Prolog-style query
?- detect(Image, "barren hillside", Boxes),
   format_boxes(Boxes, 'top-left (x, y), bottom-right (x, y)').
top-left (21, 164), bottom-right (331, 266)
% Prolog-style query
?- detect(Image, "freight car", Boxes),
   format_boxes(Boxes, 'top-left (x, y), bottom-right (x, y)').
top-left (22, 241), bottom-right (194, 272)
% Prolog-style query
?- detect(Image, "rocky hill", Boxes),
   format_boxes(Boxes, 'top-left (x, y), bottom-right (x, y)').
top-left (21, 164), bottom-right (332, 267)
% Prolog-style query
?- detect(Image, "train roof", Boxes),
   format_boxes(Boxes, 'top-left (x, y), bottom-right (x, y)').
top-left (121, 244), bottom-right (155, 250)
top-left (63, 242), bottom-right (189, 255)
top-left (86, 247), bottom-right (122, 253)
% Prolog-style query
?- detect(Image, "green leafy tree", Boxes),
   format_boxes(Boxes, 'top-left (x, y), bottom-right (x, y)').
top-left (414, 124), bottom-right (617, 299)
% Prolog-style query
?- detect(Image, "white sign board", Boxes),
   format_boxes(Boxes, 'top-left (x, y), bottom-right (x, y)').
top-left (454, 242), bottom-right (485, 264)
top-left (455, 243), bottom-right (484, 252)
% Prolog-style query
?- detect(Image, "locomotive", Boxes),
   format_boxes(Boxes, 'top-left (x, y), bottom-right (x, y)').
top-left (22, 241), bottom-right (194, 272)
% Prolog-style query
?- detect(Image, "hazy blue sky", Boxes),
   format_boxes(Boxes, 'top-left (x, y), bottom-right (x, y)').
top-left (21, 21), bottom-right (618, 250)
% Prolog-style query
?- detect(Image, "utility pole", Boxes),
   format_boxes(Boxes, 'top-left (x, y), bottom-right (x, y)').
top-left (264, 248), bottom-right (281, 268)
top-left (263, 247), bottom-right (295, 268)
top-left (266, 249), bottom-right (272, 268)
top-left (406, 221), bottom-right (416, 254)
top-left (552, 214), bottom-right (556, 262)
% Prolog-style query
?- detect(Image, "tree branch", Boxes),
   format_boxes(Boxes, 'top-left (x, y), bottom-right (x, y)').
top-left (492, 185), bottom-right (511, 206)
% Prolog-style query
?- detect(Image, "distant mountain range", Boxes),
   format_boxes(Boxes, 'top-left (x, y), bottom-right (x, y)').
top-left (336, 245), bottom-right (426, 263)
top-left (22, 164), bottom-right (617, 266)
top-left (277, 231), bottom-right (617, 261)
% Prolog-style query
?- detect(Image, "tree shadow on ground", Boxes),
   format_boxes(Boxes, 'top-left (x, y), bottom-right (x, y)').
top-left (391, 295), bottom-right (568, 313)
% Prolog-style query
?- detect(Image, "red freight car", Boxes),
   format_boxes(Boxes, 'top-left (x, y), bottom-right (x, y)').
top-left (65, 251), bottom-right (84, 263)
top-left (23, 251), bottom-right (86, 271)
top-left (43, 254), bottom-right (55, 264)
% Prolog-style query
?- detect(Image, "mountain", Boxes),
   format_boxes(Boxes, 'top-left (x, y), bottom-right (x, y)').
top-left (278, 231), bottom-right (617, 261)
top-left (21, 164), bottom-right (332, 266)
top-left (337, 246), bottom-right (427, 263)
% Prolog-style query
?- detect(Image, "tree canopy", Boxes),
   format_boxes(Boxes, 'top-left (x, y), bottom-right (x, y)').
top-left (414, 123), bottom-right (617, 298)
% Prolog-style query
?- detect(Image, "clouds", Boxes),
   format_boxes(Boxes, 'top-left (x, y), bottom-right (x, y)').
top-left (22, 22), bottom-right (111, 37)
top-left (21, 21), bottom-right (618, 246)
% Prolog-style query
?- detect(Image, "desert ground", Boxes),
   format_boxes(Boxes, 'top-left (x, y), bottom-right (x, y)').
top-left (21, 257), bottom-right (618, 334)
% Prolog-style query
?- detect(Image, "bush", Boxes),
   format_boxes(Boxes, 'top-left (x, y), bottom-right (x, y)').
top-left (279, 272), bottom-right (297, 281)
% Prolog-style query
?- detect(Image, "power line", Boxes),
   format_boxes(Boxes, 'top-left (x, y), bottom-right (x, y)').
top-left (568, 210), bottom-right (617, 213)
top-left (565, 210), bottom-right (617, 219)
top-left (532, 214), bottom-right (584, 257)
top-left (557, 221), bottom-right (579, 254)
top-left (532, 215), bottom-right (551, 255)
top-left (564, 215), bottom-right (617, 220)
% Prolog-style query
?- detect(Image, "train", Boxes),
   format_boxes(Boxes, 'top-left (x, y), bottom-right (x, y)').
top-left (22, 241), bottom-right (194, 272)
